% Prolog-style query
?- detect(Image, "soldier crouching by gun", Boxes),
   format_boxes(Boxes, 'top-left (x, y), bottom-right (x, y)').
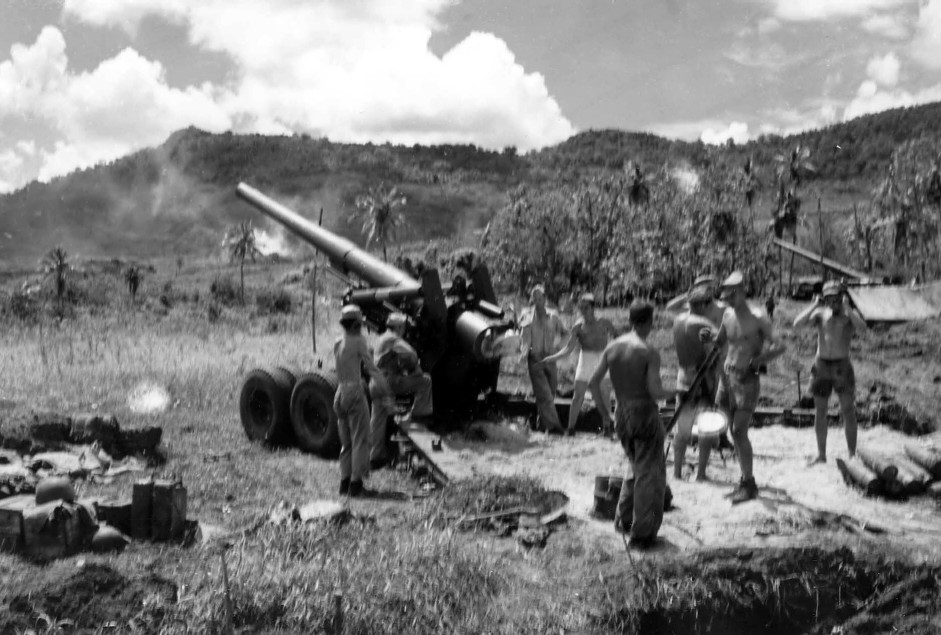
top-left (369, 312), bottom-right (434, 470)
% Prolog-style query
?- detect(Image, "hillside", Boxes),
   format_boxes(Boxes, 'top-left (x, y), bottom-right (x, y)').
top-left (1, 100), bottom-right (940, 267)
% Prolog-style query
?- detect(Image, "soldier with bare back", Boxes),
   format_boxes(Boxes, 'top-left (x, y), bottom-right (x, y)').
top-left (793, 280), bottom-right (866, 463)
top-left (592, 303), bottom-right (672, 547)
top-left (707, 272), bottom-right (786, 504)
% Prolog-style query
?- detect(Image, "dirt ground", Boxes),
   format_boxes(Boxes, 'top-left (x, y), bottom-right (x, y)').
top-left (420, 420), bottom-right (941, 561)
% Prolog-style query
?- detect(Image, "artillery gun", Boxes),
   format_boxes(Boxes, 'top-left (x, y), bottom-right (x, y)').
top-left (235, 183), bottom-right (520, 456)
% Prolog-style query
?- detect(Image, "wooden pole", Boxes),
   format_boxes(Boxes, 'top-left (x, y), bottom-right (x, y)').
top-left (817, 197), bottom-right (825, 282)
top-left (220, 549), bottom-right (235, 635)
top-left (311, 263), bottom-right (318, 355)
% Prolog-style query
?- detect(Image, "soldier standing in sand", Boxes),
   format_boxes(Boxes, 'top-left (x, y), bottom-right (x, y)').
top-left (671, 282), bottom-right (722, 481)
top-left (592, 302), bottom-right (672, 547)
top-left (333, 305), bottom-right (390, 497)
top-left (520, 285), bottom-right (567, 434)
top-left (793, 280), bottom-right (866, 464)
top-left (541, 292), bottom-right (616, 436)
top-left (706, 271), bottom-right (786, 504)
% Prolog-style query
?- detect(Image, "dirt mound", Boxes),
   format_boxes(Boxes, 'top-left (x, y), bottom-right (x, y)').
top-left (3, 563), bottom-right (177, 633)
top-left (426, 475), bottom-right (568, 534)
top-left (594, 546), bottom-right (941, 634)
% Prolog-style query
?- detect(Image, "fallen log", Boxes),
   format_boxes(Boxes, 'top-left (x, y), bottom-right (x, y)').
top-left (896, 455), bottom-right (933, 485)
top-left (904, 443), bottom-right (941, 480)
top-left (836, 458), bottom-right (881, 497)
top-left (893, 458), bottom-right (928, 496)
top-left (857, 448), bottom-right (899, 481)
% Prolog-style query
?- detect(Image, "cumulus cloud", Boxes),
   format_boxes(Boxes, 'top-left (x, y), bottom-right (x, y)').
top-left (701, 122), bottom-right (751, 145)
top-left (866, 52), bottom-right (900, 86)
top-left (61, 0), bottom-right (573, 153)
top-left (862, 14), bottom-right (910, 37)
top-left (843, 77), bottom-right (941, 120)
top-left (0, 26), bottom-right (230, 184)
top-left (769, 0), bottom-right (913, 22)
top-left (911, 0), bottom-right (941, 68)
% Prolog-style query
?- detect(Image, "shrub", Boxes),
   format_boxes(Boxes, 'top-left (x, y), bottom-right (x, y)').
top-left (7, 290), bottom-right (40, 323)
top-left (256, 287), bottom-right (293, 314)
top-left (207, 301), bottom-right (222, 323)
top-left (210, 274), bottom-right (239, 306)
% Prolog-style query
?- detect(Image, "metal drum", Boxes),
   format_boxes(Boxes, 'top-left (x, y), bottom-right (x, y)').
top-left (692, 409), bottom-right (729, 439)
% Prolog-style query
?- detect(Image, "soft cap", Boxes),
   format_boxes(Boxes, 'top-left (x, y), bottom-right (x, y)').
top-left (340, 305), bottom-right (363, 323)
top-left (720, 270), bottom-right (744, 288)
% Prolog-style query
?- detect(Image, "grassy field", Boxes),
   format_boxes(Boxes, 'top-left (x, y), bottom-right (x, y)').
top-left (0, 256), bottom-right (939, 633)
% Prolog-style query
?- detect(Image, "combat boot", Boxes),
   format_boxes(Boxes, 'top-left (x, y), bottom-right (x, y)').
top-left (730, 476), bottom-right (758, 504)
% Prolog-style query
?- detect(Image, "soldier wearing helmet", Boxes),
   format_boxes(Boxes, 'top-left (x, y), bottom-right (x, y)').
top-left (333, 305), bottom-right (389, 497)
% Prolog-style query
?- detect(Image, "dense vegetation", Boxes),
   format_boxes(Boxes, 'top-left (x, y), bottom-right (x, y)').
top-left (2, 101), bottom-right (941, 296)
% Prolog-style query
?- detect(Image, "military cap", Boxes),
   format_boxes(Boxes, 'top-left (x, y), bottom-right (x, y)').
top-left (578, 292), bottom-right (595, 304)
top-left (822, 280), bottom-right (843, 297)
top-left (720, 271), bottom-right (744, 288)
top-left (340, 305), bottom-right (363, 323)
top-left (688, 284), bottom-right (713, 303)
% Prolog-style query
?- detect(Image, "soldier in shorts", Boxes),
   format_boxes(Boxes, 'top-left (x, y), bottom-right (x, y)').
top-left (793, 280), bottom-right (867, 463)
top-left (706, 271), bottom-right (786, 504)
top-left (542, 292), bottom-right (616, 436)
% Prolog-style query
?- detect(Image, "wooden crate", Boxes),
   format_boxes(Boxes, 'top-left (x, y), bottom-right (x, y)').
top-left (0, 494), bottom-right (34, 553)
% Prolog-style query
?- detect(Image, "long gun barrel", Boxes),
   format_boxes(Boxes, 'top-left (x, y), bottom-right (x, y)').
top-left (236, 182), bottom-right (419, 290)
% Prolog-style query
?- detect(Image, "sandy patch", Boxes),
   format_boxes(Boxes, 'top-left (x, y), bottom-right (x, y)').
top-left (434, 421), bottom-right (941, 557)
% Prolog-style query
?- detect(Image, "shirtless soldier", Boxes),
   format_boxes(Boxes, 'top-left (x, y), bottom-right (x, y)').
top-left (793, 280), bottom-right (866, 463)
top-left (672, 282), bottom-right (721, 481)
top-left (542, 292), bottom-right (616, 436)
top-left (708, 271), bottom-right (786, 504)
top-left (592, 302), bottom-right (672, 547)
top-left (333, 305), bottom-right (390, 497)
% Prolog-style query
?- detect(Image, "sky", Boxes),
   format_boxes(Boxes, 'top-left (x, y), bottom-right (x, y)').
top-left (0, 0), bottom-right (940, 192)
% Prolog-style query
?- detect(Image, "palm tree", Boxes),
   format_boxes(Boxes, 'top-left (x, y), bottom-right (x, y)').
top-left (40, 246), bottom-right (72, 312)
top-left (355, 183), bottom-right (407, 260)
top-left (224, 221), bottom-right (262, 302)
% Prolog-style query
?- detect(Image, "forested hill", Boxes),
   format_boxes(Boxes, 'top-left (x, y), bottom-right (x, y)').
top-left (1, 100), bottom-right (940, 267)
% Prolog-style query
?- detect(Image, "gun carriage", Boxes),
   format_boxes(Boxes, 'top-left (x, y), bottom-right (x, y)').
top-left (235, 183), bottom-right (519, 455)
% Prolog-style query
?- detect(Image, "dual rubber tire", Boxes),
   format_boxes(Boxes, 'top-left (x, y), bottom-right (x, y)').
top-left (239, 366), bottom-right (339, 457)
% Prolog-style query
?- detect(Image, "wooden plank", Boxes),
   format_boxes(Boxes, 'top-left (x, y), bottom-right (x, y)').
top-left (771, 238), bottom-right (872, 282)
top-left (847, 285), bottom-right (941, 322)
top-left (396, 423), bottom-right (451, 486)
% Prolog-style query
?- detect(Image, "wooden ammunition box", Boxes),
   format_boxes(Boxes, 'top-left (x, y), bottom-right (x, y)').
top-left (131, 479), bottom-right (154, 540)
top-left (152, 480), bottom-right (187, 542)
top-left (0, 494), bottom-right (34, 553)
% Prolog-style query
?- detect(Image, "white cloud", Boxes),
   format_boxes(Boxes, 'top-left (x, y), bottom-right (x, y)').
top-left (769, 0), bottom-right (913, 22)
top-left (0, 27), bottom-right (231, 183)
top-left (861, 14), bottom-right (910, 37)
top-left (62, 0), bottom-right (573, 153)
top-left (0, 149), bottom-right (24, 193)
top-left (702, 122), bottom-right (751, 145)
top-left (843, 78), bottom-right (941, 120)
top-left (866, 52), bottom-right (900, 87)
top-left (911, 0), bottom-right (941, 69)
top-left (15, 140), bottom-right (36, 156)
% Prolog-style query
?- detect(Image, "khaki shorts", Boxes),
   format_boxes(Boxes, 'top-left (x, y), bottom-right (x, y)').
top-left (717, 365), bottom-right (760, 414)
top-left (810, 357), bottom-right (855, 397)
